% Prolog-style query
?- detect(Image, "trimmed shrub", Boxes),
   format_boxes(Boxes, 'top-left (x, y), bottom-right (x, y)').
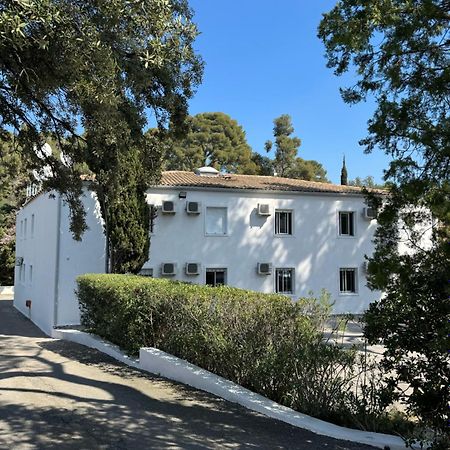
top-left (77, 274), bottom-right (405, 432)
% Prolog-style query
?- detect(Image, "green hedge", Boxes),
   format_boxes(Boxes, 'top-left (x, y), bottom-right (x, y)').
top-left (76, 274), bottom-right (396, 430)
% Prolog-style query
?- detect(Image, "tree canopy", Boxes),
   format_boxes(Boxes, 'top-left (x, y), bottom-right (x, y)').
top-left (264, 114), bottom-right (329, 182)
top-left (0, 0), bottom-right (203, 272)
top-left (320, 0), bottom-right (449, 444)
top-left (164, 112), bottom-right (258, 173)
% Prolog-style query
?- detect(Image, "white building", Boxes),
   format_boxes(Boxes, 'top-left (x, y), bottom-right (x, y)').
top-left (14, 168), bottom-right (382, 335)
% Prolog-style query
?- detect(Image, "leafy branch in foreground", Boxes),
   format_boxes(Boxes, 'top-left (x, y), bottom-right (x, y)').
top-left (319, 1), bottom-right (449, 446)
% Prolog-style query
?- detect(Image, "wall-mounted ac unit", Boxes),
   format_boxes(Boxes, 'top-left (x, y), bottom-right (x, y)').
top-left (186, 201), bottom-right (201, 214)
top-left (362, 261), bottom-right (369, 273)
top-left (257, 262), bottom-right (272, 275)
top-left (15, 257), bottom-right (23, 266)
top-left (185, 262), bottom-right (200, 275)
top-left (363, 207), bottom-right (377, 220)
top-left (161, 201), bottom-right (176, 214)
top-left (161, 262), bottom-right (177, 276)
top-left (257, 204), bottom-right (271, 216)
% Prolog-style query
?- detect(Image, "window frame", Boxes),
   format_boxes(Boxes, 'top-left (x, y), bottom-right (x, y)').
top-left (275, 267), bottom-right (295, 295)
top-left (338, 211), bottom-right (356, 237)
top-left (205, 206), bottom-right (228, 236)
top-left (339, 267), bottom-right (358, 295)
top-left (205, 268), bottom-right (227, 287)
top-left (274, 209), bottom-right (294, 236)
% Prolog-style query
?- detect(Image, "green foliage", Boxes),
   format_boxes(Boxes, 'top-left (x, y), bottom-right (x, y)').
top-left (0, 0), bottom-right (203, 272)
top-left (0, 135), bottom-right (28, 284)
top-left (319, 0), bottom-right (450, 445)
top-left (265, 115), bottom-right (329, 181)
top-left (288, 157), bottom-right (330, 183)
top-left (164, 112), bottom-right (258, 174)
top-left (348, 176), bottom-right (386, 189)
top-left (77, 274), bottom-right (408, 434)
top-left (265, 114), bottom-right (301, 177)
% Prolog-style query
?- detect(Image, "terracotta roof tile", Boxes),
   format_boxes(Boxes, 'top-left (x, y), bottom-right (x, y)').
top-left (158, 171), bottom-right (386, 195)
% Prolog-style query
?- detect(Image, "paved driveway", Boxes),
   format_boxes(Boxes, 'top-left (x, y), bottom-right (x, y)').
top-left (0, 298), bottom-right (377, 449)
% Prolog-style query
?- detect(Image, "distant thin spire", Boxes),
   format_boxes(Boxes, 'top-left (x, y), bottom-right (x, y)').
top-left (340, 155), bottom-right (348, 185)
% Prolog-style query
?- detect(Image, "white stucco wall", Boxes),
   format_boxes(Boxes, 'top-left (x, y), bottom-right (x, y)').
top-left (144, 188), bottom-right (382, 314)
top-left (14, 192), bottom-right (59, 335)
top-left (14, 189), bottom-right (106, 334)
top-left (56, 190), bottom-right (106, 327)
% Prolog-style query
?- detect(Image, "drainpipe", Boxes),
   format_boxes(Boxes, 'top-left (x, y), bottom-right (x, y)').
top-left (53, 194), bottom-right (62, 328)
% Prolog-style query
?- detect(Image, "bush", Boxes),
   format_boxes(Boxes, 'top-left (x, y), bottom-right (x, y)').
top-left (77, 274), bottom-right (406, 433)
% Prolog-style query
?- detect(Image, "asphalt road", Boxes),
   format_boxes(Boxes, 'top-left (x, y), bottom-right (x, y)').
top-left (0, 298), bottom-right (377, 450)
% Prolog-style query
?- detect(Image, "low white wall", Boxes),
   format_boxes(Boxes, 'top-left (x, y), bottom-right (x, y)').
top-left (139, 347), bottom-right (406, 450)
top-left (0, 286), bottom-right (14, 296)
top-left (51, 328), bottom-right (407, 450)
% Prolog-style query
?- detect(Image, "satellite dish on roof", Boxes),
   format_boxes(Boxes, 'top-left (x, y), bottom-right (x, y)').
top-left (33, 143), bottom-right (54, 181)
top-left (35, 142), bottom-right (52, 159)
top-left (60, 150), bottom-right (72, 167)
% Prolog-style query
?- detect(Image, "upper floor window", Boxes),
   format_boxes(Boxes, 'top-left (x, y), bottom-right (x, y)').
top-left (24, 218), bottom-right (27, 239)
top-left (206, 207), bottom-right (227, 236)
top-left (339, 211), bottom-right (355, 236)
top-left (31, 214), bottom-right (35, 238)
top-left (206, 268), bottom-right (227, 286)
top-left (339, 268), bottom-right (357, 293)
top-left (275, 210), bottom-right (293, 235)
top-left (275, 268), bottom-right (294, 294)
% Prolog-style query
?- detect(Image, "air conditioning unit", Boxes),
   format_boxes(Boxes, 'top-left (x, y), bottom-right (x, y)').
top-left (161, 201), bottom-right (176, 214)
top-left (186, 201), bottom-right (201, 214)
top-left (363, 207), bottom-right (377, 220)
top-left (161, 262), bottom-right (177, 276)
top-left (257, 204), bottom-right (271, 216)
top-left (257, 262), bottom-right (272, 275)
top-left (185, 262), bottom-right (200, 275)
top-left (15, 257), bottom-right (23, 266)
top-left (362, 261), bottom-right (369, 273)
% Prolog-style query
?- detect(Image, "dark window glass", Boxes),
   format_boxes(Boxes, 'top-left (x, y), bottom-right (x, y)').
top-left (275, 268), bottom-right (294, 294)
top-left (206, 269), bottom-right (226, 287)
top-left (339, 268), bottom-right (357, 293)
top-left (339, 212), bottom-right (354, 236)
top-left (275, 211), bottom-right (293, 235)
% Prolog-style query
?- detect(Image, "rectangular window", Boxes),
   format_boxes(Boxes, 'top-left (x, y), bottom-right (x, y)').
top-left (20, 220), bottom-right (23, 239)
top-left (275, 268), bottom-right (294, 294)
top-left (139, 268), bottom-right (153, 277)
top-left (206, 207), bottom-right (227, 235)
top-left (31, 214), bottom-right (35, 238)
top-left (275, 210), bottom-right (293, 235)
top-left (24, 218), bottom-right (27, 239)
top-left (29, 265), bottom-right (33, 284)
top-left (149, 205), bottom-right (158, 234)
top-left (339, 212), bottom-right (355, 236)
top-left (206, 268), bottom-right (227, 287)
top-left (340, 268), bottom-right (357, 293)
top-left (22, 264), bottom-right (26, 284)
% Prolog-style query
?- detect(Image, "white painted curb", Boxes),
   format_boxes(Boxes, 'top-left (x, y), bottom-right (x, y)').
top-left (53, 328), bottom-right (408, 450)
top-left (52, 329), bottom-right (139, 369)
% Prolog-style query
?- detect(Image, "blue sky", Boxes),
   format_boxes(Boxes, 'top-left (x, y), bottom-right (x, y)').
top-left (186, 0), bottom-right (391, 184)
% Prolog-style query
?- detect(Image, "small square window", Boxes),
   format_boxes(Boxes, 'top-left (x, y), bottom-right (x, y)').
top-left (206, 268), bottom-right (227, 286)
top-left (139, 268), bottom-right (153, 277)
top-left (206, 207), bottom-right (227, 235)
top-left (275, 268), bottom-right (294, 294)
top-left (339, 212), bottom-right (355, 236)
top-left (275, 210), bottom-right (293, 235)
top-left (339, 268), bottom-right (357, 293)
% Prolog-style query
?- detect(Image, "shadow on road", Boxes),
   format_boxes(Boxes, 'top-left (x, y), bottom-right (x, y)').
top-left (0, 298), bottom-right (377, 449)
